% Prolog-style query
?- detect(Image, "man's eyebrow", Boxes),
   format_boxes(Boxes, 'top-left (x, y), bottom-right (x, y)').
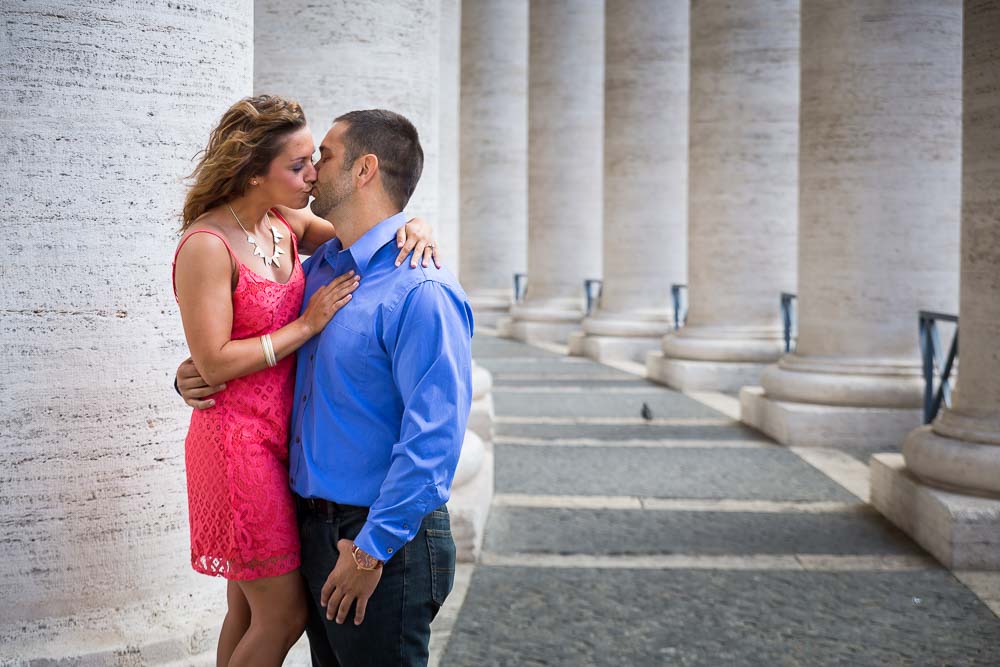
top-left (319, 145), bottom-right (333, 155)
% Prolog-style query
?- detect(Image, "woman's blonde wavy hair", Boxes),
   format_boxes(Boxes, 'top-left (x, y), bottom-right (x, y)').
top-left (181, 95), bottom-right (307, 230)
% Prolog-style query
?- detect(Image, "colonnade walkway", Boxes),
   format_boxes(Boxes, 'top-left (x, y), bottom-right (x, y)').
top-left (433, 333), bottom-right (1000, 666)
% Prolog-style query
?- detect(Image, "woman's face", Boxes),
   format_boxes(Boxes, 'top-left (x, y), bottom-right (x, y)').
top-left (256, 126), bottom-right (317, 209)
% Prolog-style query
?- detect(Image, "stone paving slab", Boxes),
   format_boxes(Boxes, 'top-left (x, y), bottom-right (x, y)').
top-left (473, 336), bottom-right (562, 358)
top-left (496, 421), bottom-right (772, 442)
top-left (493, 392), bottom-right (725, 419)
top-left (483, 507), bottom-right (922, 556)
top-left (495, 445), bottom-right (857, 502)
top-left (477, 358), bottom-right (638, 379)
top-left (442, 567), bottom-right (1000, 667)
top-left (492, 377), bottom-right (660, 390)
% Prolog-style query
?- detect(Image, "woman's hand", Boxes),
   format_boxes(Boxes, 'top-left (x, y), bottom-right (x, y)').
top-left (300, 270), bottom-right (361, 335)
top-left (395, 217), bottom-right (441, 269)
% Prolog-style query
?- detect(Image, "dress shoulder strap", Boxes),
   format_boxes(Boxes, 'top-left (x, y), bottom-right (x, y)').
top-left (172, 229), bottom-right (238, 300)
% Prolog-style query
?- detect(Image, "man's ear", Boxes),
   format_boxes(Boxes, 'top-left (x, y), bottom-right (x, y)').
top-left (357, 154), bottom-right (379, 189)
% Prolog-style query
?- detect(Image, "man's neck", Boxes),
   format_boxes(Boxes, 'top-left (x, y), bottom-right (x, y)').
top-left (329, 199), bottom-right (400, 249)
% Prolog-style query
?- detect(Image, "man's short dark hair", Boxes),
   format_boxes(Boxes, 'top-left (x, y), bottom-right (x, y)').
top-left (335, 109), bottom-right (424, 211)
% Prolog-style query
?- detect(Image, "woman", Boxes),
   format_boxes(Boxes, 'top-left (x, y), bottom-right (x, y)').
top-left (172, 95), bottom-right (437, 666)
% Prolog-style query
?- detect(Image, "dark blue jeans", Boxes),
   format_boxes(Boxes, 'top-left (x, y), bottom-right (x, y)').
top-left (297, 501), bottom-right (456, 667)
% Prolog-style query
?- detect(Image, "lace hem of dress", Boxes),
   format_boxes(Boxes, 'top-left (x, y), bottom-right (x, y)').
top-left (192, 551), bottom-right (300, 581)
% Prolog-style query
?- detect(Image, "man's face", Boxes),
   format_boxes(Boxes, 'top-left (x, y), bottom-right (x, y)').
top-left (310, 122), bottom-right (356, 219)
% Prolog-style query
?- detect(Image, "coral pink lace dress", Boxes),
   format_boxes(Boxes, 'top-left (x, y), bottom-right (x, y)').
top-left (172, 210), bottom-right (305, 580)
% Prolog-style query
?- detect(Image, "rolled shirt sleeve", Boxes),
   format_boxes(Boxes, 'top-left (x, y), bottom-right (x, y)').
top-left (352, 280), bottom-right (474, 561)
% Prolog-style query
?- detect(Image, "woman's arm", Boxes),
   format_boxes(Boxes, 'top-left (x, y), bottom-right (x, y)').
top-left (275, 205), bottom-right (440, 268)
top-left (173, 232), bottom-right (359, 386)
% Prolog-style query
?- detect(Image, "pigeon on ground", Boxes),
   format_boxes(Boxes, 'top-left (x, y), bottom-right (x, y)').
top-left (640, 402), bottom-right (653, 421)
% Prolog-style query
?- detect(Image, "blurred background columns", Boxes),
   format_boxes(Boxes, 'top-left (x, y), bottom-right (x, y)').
top-left (647, 0), bottom-right (800, 391)
top-left (569, 0), bottom-right (688, 364)
top-left (506, 0), bottom-right (604, 344)
top-left (741, 0), bottom-right (962, 450)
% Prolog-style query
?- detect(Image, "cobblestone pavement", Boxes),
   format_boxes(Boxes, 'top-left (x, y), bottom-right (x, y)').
top-left (438, 334), bottom-right (1000, 667)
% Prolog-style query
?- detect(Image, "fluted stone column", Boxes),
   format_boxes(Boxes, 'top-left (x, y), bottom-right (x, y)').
top-left (459, 0), bottom-right (528, 327)
top-left (1, 2), bottom-right (252, 662)
top-left (646, 0), bottom-right (799, 390)
top-left (871, 0), bottom-right (1000, 568)
top-left (255, 0), bottom-right (441, 224)
top-left (570, 0), bottom-right (688, 363)
top-left (506, 0), bottom-right (604, 343)
top-left (740, 0), bottom-right (961, 449)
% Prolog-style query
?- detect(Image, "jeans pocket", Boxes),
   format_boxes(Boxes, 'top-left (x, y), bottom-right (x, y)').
top-left (425, 507), bottom-right (456, 607)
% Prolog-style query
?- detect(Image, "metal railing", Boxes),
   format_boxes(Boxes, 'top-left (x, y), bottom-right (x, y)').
top-left (584, 279), bottom-right (603, 315)
top-left (671, 283), bottom-right (688, 329)
top-left (919, 311), bottom-right (958, 424)
top-left (513, 273), bottom-right (528, 303)
top-left (781, 292), bottom-right (797, 353)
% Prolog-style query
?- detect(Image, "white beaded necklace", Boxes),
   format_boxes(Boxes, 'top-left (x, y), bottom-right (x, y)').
top-left (228, 205), bottom-right (285, 267)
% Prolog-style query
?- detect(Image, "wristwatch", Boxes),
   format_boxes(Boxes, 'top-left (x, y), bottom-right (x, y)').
top-left (351, 543), bottom-right (384, 571)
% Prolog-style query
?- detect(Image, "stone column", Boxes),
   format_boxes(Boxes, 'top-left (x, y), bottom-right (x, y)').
top-left (437, 0), bottom-right (461, 272)
top-left (0, 2), bottom-right (252, 662)
top-left (255, 0), bottom-right (441, 224)
top-left (646, 0), bottom-right (799, 390)
top-left (570, 0), bottom-right (688, 363)
top-left (871, 0), bottom-right (1000, 568)
top-left (459, 0), bottom-right (528, 327)
top-left (506, 0), bottom-right (604, 343)
top-left (256, 0), bottom-right (492, 573)
top-left (740, 0), bottom-right (961, 449)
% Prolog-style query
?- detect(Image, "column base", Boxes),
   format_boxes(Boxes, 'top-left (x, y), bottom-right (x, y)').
top-left (469, 291), bottom-right (512, 328)
top-left (871, 453), bottom-right (1000, 569)
top-left (568, 332), bottom-right (663, 364)
top-left (1, 586), bottom-right (226, 666)
top-left (469, 364), bottom-right (495, 445)
top-left (506, 318), bottom-right (581, 344)
top-left (646, 352), bottom-right (767, 392)
top-left (449, 447), bottom-right (494, 563)
top-left (740, 386), bottom-right (922, 448)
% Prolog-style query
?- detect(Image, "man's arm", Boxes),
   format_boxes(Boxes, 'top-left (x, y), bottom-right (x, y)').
top-left (319, 280), bottom-right (473, 625)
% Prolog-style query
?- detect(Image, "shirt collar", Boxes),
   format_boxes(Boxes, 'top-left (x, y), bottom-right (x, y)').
top-left (325, 212), bottom-right (406, 275)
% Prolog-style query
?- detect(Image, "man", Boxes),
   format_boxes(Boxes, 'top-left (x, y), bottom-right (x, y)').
top-left (180, 109), bottom-right (473, 666)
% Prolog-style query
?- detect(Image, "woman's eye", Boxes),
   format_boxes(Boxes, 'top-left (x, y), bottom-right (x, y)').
top-left (292, 165), bottom-right (303, 172)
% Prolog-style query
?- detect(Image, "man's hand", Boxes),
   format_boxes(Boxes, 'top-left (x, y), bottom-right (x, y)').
top-left (176, 357), bottom-right (225, 409)
top-left (320, 539), bottom-right (383, 625)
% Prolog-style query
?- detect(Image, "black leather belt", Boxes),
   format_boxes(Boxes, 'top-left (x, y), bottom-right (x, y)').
top-left (295, 495), bottom-right (368, 520)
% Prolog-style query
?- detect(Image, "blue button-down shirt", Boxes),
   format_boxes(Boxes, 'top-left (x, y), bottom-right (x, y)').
top-left (289, 212), bottom-right (474, 561)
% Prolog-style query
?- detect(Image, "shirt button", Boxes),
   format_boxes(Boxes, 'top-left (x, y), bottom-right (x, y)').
top-left (302, 394), bottom-right (307, 403)
top-left (387, 547), bottom-right (394, 554)
top-left (309, 354), bottom-right (314, 361)
top-left (403, 524), bottom-right (409, 530)
top-left (295, 436), bottom-right (301, 444)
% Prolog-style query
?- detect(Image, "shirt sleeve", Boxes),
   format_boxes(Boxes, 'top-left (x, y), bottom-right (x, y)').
top-left (352, 280), bottom-right (474, 561)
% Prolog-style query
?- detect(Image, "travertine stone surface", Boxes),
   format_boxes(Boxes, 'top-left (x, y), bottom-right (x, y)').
top-left (0, 1), bottom-right (251, 661)
top-left (255, 0), bottom-right (441, 225)
top-left (648, 0), bottom-right (799, 388)
top-left (752, 0), bottom-right (962, 448)
top-left (437, 0), bottom-right (460, 273)
top-left (459, 0), bottom-right (528, 325)
top-left (900, 0), bottom-right (1000, 495)
top-left (578, 0), bottom-right (688, 363)
top-left (508, 0), bottom-right (604, 343)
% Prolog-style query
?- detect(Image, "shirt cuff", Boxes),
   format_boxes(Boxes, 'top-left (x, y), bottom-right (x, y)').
top-left (354, 520), bottom-right (405, 563)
